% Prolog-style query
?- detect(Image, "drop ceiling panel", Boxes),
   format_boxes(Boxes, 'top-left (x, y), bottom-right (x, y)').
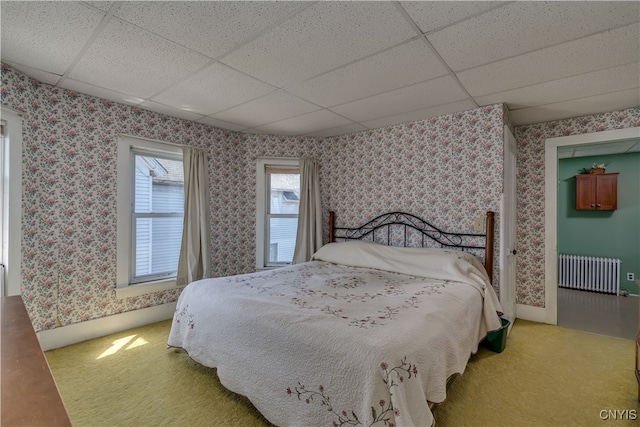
top-left (151, 63), bottom-right (276, 116)
top-left (1, 1), bottom-right (638, 137)
top-left (211, 91), bottom-right (321, 128)
top-left (558, 140), bottom-right (640, 159)
top-left (253, 109), bottom-right (354, 136)
top-left (510, 90), bottom-right (640, 126)
top-left (3, 61), bottom-right (62, 86)
top-left (361, 99), bottom-right (478, 130)
top-left (68, 18), bottom-right (211, 99)
top-left (476, 63), bottom-right (640, 109)
top-left (306, 123), bottom-right (368, 138)
top-left (331, 76), bottom-right (469, 123)
top-left (220, 2), bottom-right (419, 87)
top-left (114, 1), bottom-right (306, 59)
top-left (400, 1), bottom-right (505, 33)
top-left (428, 1), bottom-right (640, 71)
top-left (195, 116), bottom-right (248, 133)
top-left (0, 2), bottom-right (104, 75)
top-left (458, 23), bottom-right (640, 97)
top-left (84, 2), bottom-right (114, 13)
top-left (139, 100), bottom-right (206, 122)
top-left (286, 38), bottom-right (448, 107)
top-left (60, 78), bottom-right (145, 106)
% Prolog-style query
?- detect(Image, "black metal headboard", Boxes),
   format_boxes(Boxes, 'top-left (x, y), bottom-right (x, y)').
top-left (328, 211), bottom-right (495, 282)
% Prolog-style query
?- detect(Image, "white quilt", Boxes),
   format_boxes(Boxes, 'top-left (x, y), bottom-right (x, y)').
top-left (168, 241), bottom-right (503, 427)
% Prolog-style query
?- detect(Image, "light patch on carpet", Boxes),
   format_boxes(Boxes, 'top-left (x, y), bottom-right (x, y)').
top-left (95, 335), bottom-right (149, 360)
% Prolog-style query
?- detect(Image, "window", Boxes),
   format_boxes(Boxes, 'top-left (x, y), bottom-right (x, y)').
top-left (131, 152), bottom-right (184, 284)
top-left (117, 136), bottom-right (183, 298)
top-left (0, 107), bottom-right (23, 297)
top-left (256, 159), bottom-right (300, 269)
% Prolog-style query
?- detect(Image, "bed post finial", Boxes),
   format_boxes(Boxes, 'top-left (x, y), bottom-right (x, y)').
top-left (329, 211), bottom-right (335, 243)
top-left (485, 211), bottom-right (495, 283)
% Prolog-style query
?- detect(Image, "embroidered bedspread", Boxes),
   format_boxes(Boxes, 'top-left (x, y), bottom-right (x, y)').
top-left (168, 241), bottom-right (502, 427)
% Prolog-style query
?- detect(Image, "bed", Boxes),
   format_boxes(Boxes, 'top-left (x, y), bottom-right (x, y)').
top-left (168, 211), bottom-right (503, 426)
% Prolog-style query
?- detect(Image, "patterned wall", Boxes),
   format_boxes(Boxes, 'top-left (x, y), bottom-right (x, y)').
top-left (6, 60), bottom-right (634, 332)
top-left (1, 64), bottom-right (245, 330)
top-left (324, 106), bottom-right (505, 231)
top-left (515, 108), bottom-right (640, 306)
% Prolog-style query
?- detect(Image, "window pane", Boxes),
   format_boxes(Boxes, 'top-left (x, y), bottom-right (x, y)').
top-left (135, 216), bottom-right (183, 278)
top-left (269, 173), bottom-right (299, 214)
top-left (134, 155), bottom-right (184, 214)
top-left (269, 216), bottom-right (298, 263)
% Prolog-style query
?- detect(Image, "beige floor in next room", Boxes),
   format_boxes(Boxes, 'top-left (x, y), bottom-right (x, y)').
top-left (558, 287), bottom-right (638, 340)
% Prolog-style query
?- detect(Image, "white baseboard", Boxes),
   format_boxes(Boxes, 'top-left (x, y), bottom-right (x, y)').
top-left (37, 302), bottom-right (176, 351)
top-left (516, 303), bottom-right (555, 325)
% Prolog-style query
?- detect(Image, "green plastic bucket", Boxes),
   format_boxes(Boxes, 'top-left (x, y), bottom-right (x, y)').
top-left (485, 318), bottom-right (510, 353)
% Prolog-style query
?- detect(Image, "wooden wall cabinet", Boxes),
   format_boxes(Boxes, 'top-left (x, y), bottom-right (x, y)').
top-left (575, 173), bottom-right (618, 211)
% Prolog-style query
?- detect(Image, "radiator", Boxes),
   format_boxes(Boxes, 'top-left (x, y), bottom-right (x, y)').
top-left (558, 254), bottom-right (621, 295)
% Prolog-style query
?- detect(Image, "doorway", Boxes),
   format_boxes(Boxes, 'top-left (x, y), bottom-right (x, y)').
top-left (500, 125), bottom-right (517, 325)
top-left (544, 127), bottom-right (640, 336)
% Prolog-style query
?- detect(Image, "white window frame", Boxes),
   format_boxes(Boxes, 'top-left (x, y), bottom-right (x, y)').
top-left (255, 158), bottom-right (300, 271)
top-left (116, 135), bottom-right (183, 299)
top-left (0, 107), bottom-right (23, 297)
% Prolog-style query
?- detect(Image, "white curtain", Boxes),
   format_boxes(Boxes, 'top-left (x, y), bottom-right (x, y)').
top-left (292, 158), bottom-right (323, 264)
top-left (177, 147), bottom-right (211, 286)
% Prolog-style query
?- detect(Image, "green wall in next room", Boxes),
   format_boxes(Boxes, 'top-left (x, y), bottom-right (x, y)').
top-left (558, 152), bottom-right (640, 295)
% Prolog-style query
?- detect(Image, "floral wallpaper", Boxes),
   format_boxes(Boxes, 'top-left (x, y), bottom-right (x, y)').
top-left (1, 63), bottom-right (245, 330)
top-left (514, 107), bottom-right (640, 307)
top-left (324, 107), bottom-right (504, 230)
top-left (4, 60), bottom-right (634, 332)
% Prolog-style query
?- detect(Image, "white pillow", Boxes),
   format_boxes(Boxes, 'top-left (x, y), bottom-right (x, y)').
top-left (312, 240), bottom-right (489, 285)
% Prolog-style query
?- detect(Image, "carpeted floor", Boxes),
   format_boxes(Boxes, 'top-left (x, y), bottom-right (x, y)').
top-left (45, 319), bottom-right (639, 427)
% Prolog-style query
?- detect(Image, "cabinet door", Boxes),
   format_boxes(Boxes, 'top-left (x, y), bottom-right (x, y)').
top-left (576, 175), bottom-right (596, 210)
top-left (595, 174), bottom-right (617, 210)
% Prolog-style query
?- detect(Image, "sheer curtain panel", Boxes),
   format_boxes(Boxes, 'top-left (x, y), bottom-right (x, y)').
top-left (177, 147), bottom-right (211, 286)
top-left (292, 158), bottom-right (322, 264)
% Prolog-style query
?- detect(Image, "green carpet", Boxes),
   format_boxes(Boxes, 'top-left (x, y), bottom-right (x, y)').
top-left (46, 319), bottom-right (639, 427)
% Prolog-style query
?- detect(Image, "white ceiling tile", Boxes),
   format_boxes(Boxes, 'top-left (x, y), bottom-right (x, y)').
top-left (211, 91), bottom-right (320, 128)
top-left (510, 90), bottom-right (640, 126)
top-left (305, 123), bottom-right (368, 138)
top-left (286, 38), bottom-right (448, 107)
top-left (558, 140), bottom-right (640, 159)
top-left (574, 143), bottom-right (640, 157)
top-left (139, 100), bottom-right (205, 121)
top-left (459, 23), bottom-right (640, 97)
top-left (220, 2), bottom-right (418, 87)
top-left (331, 76), bottom-right (469, 123)
top-left (68, 18), bottom-right (211, 99)
top-left (59, 78), bottom-right (145, 106)
top-left (83, 2), bottom-right (113, 13)
top-left (476, 63), bottom-right (640, 109)
top-left (151, 62), bottom-right (277, 116)
top-left (253, 110), bottom-right (353, 136)
top-left (428, 1), bottom-right (640, 71)
top-left (114, 1), bottom-right (307, 59)
top-left (361, 99), bottom-right (478, 130)
top-left (196, 117), bottom-right (248, 133)
top-left (3, 61), bottom-right (62, 86)
top-left (0, 2), bottom-right (104, 75)
top-left (401, 1), bottom-right (505, 33)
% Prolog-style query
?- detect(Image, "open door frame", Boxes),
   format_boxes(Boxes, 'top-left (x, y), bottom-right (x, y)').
top-left (541, 127), bottom-right (640, 325)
